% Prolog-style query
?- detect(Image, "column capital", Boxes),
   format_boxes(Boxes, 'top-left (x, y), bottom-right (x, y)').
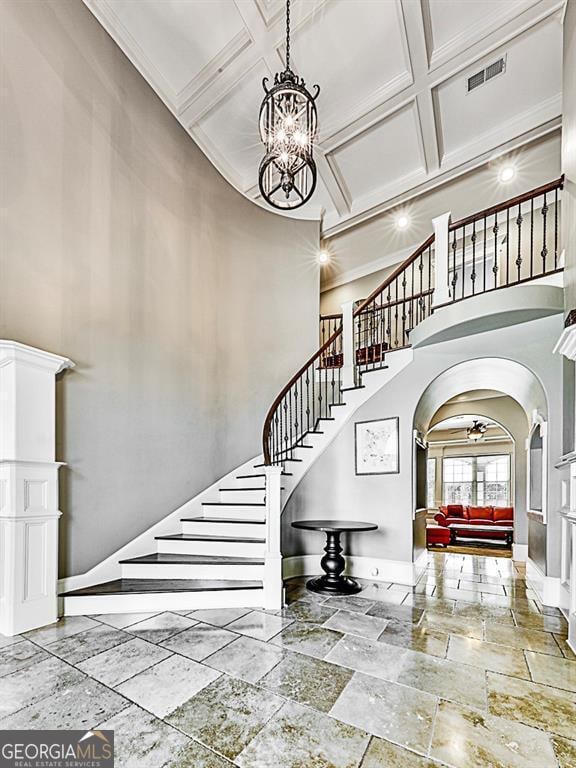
top-left (0, 340), bottom-right (74, 374)
top-left (553, 313), bottom-right (576, 361)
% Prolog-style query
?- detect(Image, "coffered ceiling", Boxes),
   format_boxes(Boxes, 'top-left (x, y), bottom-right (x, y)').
top-left (83, 0), bottom-right (564, 236)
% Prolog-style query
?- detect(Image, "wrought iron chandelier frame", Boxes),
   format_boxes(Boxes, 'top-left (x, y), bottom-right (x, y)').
top-left (258, 0), bottom-right (320, 210)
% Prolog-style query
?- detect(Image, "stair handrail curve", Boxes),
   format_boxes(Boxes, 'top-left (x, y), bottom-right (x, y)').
top-left (262, 324), bottom-right (343, 465)
top-left (262, 176), bottom-right (564, 466)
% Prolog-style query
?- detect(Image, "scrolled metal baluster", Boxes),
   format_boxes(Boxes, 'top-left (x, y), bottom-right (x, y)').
top-left (306, 369), bottom-right (310, 432)
top-left (530, 197), bottom-right (534, 277)
top-left (460, 224), bottom-right (465, 299)
top-left (289, 389), bottom-right (293, 459)
top-left (471, 222), bottom-right (477, 295)
top-left (451, 230), bottom-right (458, 300)
top-left (492, 212), bottom-right (499, 289)
top-left (483, 215), bottom-right (487, 292)
top-left (401, 274), bottom-right (407, 346)
top-left (516, 204), bottom-right (523, 281)
top-left (541, 192), bottom-right (548, 274)
top-left (294, 381), bottom-right (299, 449)
top-left (506, 206), bottom-right (510, 285)
top-left (283, 397), bottom-right (288, 461)
top-left (394, 279), bottom-right (399, 347)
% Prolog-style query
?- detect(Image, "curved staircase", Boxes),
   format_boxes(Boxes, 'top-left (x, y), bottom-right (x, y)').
top-left (61, 177), bottom-right (563, 616)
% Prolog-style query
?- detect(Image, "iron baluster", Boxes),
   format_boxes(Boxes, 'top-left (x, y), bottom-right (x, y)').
top-left (541, 192), bottom-right (548, 274)
top-left (516, 204), bottom-right (523, 281)
top-left (493, 212), bottom-right (499, 289)
top-left (471, 221), bottom-right (477, 295)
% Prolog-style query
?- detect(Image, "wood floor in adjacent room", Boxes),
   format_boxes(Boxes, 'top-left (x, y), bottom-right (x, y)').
top-left (0, 552), bottom-right (574, 768)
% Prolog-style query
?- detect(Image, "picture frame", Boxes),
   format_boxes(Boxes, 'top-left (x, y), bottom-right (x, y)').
top-left (355, 417), bottom-right (399, 475)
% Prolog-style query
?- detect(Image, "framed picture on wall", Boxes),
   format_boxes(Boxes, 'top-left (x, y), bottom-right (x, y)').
top-left (355, 417), bottom-right (399, 475)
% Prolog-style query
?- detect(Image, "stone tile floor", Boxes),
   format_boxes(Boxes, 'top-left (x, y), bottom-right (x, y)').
top-left (1, 552), bottom-right (575, 767)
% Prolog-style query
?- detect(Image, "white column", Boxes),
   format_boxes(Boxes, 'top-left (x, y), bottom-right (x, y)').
top-left (263, 465), bottom-right (284, 610)
top-left (340, 300), bottom-right (355, 390)
top-left (431, 211), bottom-right (452, 307)
top-left (0, 341), bottom-right (73, 636)
top-left (568, 516), bottom-right (576, 655)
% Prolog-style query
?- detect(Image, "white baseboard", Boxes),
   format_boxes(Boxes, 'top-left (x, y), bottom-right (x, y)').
top-left (283, 554), bottom-right (419, 586)
top-left (526, 558), bottom-right (562, 607)
top-left (513, 544), bottom-right (528, 561)
top-left (413, 549), bottom-right (429, 583)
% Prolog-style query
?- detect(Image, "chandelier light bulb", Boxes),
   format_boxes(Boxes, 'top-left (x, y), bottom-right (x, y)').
top-left (318, 251), bottom-right (330, 265)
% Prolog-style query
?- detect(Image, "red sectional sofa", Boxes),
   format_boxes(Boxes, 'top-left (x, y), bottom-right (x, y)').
top-left (434, 504), bottom-right (513, 540)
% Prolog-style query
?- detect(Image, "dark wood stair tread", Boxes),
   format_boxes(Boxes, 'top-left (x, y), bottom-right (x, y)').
top-left (119, 553), bottom-right (264, 565)
top-left (181, 516), bottom-right (265, 525)
top-left (237, 472), bottom-right (292, 478)
top-left (202, 502), bottom-right (266, 507)
top-left (61, 578), bottom-right (263, 597)
top-left (220, 486), bottom-right (265, 491)
top-left (156, 533), bottom-right (265, 543)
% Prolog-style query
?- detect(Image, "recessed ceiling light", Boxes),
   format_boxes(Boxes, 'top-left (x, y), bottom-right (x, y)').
top-left (396, 215), bottom-right (410, 230)
top-left (498, 165), bottom-right (515, 183)
top-left (318, 250), bottom-right (330, 265)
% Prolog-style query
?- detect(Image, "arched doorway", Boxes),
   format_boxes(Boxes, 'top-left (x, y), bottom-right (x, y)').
top-left (413, 358), bottom-right (548, 564)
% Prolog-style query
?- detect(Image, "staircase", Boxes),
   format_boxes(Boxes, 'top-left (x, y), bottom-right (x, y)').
top-left (61, 177), bottom-right (563, 616)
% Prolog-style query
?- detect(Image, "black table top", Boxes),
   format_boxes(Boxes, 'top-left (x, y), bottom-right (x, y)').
top-left (291, 519), bottom-right (378, 533)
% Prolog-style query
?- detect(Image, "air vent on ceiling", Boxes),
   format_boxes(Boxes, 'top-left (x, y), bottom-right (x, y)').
top-left (467, 56), bottom-right (506, 93)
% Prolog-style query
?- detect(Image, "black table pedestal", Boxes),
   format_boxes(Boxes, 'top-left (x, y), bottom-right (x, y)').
top-left (306, 530), bottom-right (361, 595)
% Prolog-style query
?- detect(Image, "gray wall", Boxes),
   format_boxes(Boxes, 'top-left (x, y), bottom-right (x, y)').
top-left (0, 0), bottom-right (319, 576)
top-left (283, 315), bottom-right (563, 572)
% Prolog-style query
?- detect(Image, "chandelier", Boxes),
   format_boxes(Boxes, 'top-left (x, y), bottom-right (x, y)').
top-left (258, 0), bottom-right (320, 210)
top-left (467, 420), bottom-right (487, 442)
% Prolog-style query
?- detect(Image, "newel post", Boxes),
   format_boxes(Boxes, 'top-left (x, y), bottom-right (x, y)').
top-left (431, 211), bottom-right (452, 307)
top-left (263, 465), bottom-right (284, 609)
top-left (0, 341), bottom-right (74, 636)
top-left (340, 299), bottom-right (355, 390)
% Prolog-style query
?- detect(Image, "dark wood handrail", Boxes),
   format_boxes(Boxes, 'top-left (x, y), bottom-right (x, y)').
top-left (320, 312), bottom-right (343, 321)
top-left (449, 176), bottom-right (564, 231)
top-left (353, 235), bottom-right (435, 317)
top-left (262, 326), bottom-right (342, 464)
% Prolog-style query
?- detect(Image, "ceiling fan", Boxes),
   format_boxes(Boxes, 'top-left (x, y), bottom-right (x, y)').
top-left (466, 420), bottom-right (487, 441)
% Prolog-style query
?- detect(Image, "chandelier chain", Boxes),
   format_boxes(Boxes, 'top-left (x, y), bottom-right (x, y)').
top-left (285, 0), bottom-right (291, 71)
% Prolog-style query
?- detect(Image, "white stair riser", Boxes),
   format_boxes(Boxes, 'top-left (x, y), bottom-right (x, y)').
top-left (219, 489), bottom-right (266, 504)
top-left (61, 589), bottom-right (264, 615)
top-left (181, 520), bottom-right (266, 538)
top-left (121, 562), bottom-right (265, 580)
top-left (156, 538), bottom-right (265, 558)
top-left (201, 505), bottom-right (266, 521)
top-left (234, 476), bottom-right (270, 488)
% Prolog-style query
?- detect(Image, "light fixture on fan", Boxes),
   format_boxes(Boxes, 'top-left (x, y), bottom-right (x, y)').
top-left (467, 420), bottom-right (487, 442)
top-left (258, 0), bottom-right (320, 210)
